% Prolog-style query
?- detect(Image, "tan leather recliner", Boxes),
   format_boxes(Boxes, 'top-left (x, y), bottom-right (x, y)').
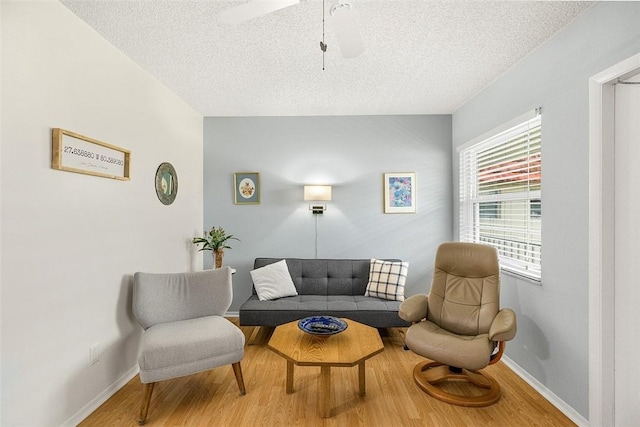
top-left (399, 242), bottom-right (517, 406)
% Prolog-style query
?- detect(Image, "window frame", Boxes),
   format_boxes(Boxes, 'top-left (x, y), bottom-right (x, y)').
top-left (458, 110), bottom-right (542, 281)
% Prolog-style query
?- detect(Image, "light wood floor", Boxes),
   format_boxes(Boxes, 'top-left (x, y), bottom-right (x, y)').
top-left (80, 320), bottom-right (576, 426)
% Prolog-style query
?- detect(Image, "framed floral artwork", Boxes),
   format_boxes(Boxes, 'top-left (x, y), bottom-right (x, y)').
top-left (234, 172), bottom-right (260, 204)
top-left (383, 172), bottom-right (416, 213)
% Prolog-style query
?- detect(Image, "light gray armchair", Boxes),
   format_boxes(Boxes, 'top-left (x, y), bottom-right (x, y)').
top-left (132, 267), bottom-right (246, 425)
top-left (399, 242), bottom-right (517, 406)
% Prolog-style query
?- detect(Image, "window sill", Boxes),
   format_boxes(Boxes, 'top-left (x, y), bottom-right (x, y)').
top-left (501, 268), bottom-right (542, 286)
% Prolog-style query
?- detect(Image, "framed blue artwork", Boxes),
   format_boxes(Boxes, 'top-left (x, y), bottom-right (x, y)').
top-left (384, 172), bottom-right (416, 213)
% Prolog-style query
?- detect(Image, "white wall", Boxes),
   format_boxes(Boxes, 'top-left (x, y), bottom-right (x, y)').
top-left (203, 115), bottom-right (453, 312)
top-left (1, 1), bottom-right (203, 425)
top-left (452, 2), bottom-right (640, 419)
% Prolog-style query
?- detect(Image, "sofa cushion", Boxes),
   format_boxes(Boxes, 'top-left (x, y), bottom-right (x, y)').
top-left (250, 259), bottom-right (298, 301)
top-left (239, 294), bottom-right (409, 328)
top-left (252, 258), bottom-right (374, 295)
top-left (364, 258), bottom-right (409, 301)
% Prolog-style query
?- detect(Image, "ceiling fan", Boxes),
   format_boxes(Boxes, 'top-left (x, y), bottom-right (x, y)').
top-left (219, 0), bottom-right (364, 58)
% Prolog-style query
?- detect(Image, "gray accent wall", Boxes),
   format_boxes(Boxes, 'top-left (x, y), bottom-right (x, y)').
top-left (452, 2), bottom-right (640, 419)
top-left (204, 115), bottom-right (452, 312)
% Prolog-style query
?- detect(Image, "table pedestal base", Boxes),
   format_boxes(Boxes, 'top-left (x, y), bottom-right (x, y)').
top-left (285, 361), bottom-right (368, 418)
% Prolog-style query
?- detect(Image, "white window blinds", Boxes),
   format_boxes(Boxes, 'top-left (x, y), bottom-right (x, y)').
top-left (459, 112), bottom-right (542, 280)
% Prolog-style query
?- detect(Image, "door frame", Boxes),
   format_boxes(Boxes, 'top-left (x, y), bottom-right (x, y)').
top-left (588, 51), bottom-right (640, 426)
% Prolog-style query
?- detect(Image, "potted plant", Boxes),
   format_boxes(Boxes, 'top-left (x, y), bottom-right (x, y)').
top-left (192, 226), bottom-right (239, 269)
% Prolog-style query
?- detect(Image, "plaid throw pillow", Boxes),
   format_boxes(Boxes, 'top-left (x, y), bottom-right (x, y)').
top-left (364, 258), bottom-right (409, 301)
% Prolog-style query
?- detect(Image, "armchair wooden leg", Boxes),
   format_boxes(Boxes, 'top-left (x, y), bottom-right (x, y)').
top-left (232, 362), bottom-right (246, 395)
top-left (138, 382), bottom-right (155, 425)
top-left (398, 328), bottom-right (410, 350)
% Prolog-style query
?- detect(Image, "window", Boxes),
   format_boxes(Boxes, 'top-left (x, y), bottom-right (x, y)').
top-left (459, 111), bottom-right (542, 280)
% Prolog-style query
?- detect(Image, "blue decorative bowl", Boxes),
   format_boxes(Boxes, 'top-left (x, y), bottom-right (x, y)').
top-left (298, 316), bottom-right (348, 336)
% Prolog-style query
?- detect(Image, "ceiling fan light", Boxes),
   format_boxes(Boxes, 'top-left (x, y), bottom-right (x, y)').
top-left (330, 2), bottom-right (363, 58)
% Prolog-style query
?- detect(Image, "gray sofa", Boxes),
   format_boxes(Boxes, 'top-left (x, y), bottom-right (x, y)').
top-left (239, 258), bottom-right (410, 328)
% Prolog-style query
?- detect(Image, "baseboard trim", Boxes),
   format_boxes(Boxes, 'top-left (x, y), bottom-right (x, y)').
top-left (501, 356), bottom-right (588, 427)
top-left (61, 365), bottom-right (139, 427)
top-left (226, 311), bottom-right (239, 317)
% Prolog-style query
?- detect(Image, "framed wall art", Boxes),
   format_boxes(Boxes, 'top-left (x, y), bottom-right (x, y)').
top-left (234, 172), bottom-right (260, 204)
top-left (383, 172), bottom-right (416, 214)
top-left (51, 128), bottom-right (130, 180)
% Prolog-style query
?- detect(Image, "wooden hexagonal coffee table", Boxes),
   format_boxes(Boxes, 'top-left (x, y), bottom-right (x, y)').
top-left (267, 318), bottom-right (384, 418)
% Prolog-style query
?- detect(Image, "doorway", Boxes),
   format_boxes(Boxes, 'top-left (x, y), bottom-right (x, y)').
top-left (589, 53), bottom-right (640, 426)
top-left (613, 71), bottom-right (640, 426)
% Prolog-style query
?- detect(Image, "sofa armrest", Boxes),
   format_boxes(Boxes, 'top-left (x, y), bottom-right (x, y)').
top-left (489, 308), bottom-right (517, 342)
top-left (399, 294), bottom-right (429, 323)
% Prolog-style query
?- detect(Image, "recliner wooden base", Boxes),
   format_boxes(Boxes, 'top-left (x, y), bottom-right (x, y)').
top-left (413, 361), bottom-right (501, 407)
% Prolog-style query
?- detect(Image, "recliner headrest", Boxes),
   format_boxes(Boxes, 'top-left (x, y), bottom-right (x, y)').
top-left (434, 242), bottom-right (499, 278)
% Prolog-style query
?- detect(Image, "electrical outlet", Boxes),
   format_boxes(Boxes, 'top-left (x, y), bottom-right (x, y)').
top-left (89, 343), bottom-right (101, 366)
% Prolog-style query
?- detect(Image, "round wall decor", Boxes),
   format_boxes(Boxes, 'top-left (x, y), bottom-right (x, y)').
top-left (155, 162), bottom-right (178, 205)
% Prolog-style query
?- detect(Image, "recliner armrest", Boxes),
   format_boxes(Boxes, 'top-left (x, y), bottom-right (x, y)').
top-left (399, 294), bottom-right (429, 323)
top-left (489, 308), bottom-right (517, 342)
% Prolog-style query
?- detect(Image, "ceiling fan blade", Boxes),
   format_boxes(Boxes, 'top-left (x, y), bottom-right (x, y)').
top-left (220, 0), bottom-right (301, 25)
top-left (330, 2), bottom-right (363, 58)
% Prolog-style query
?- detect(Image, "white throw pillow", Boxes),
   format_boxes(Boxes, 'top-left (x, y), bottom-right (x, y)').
top-left (250, 259), bottom-right (298, 301)
top-left (364, 258), bottom-right (409, 301)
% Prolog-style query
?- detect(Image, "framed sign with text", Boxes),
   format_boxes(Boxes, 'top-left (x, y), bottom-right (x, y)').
top-left (52, 128), bottom-right (130, 180)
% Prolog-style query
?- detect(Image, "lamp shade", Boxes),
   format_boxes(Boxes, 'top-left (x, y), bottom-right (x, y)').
top-left (304, 185), bottom-right (332, 201)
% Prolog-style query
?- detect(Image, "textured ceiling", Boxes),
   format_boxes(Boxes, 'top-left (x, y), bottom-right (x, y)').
top-left (61, 0), bottom-right (592, 116)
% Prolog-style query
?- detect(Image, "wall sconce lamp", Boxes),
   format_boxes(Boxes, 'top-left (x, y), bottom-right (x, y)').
top-left (304, 185), bottom-right (332, 214)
